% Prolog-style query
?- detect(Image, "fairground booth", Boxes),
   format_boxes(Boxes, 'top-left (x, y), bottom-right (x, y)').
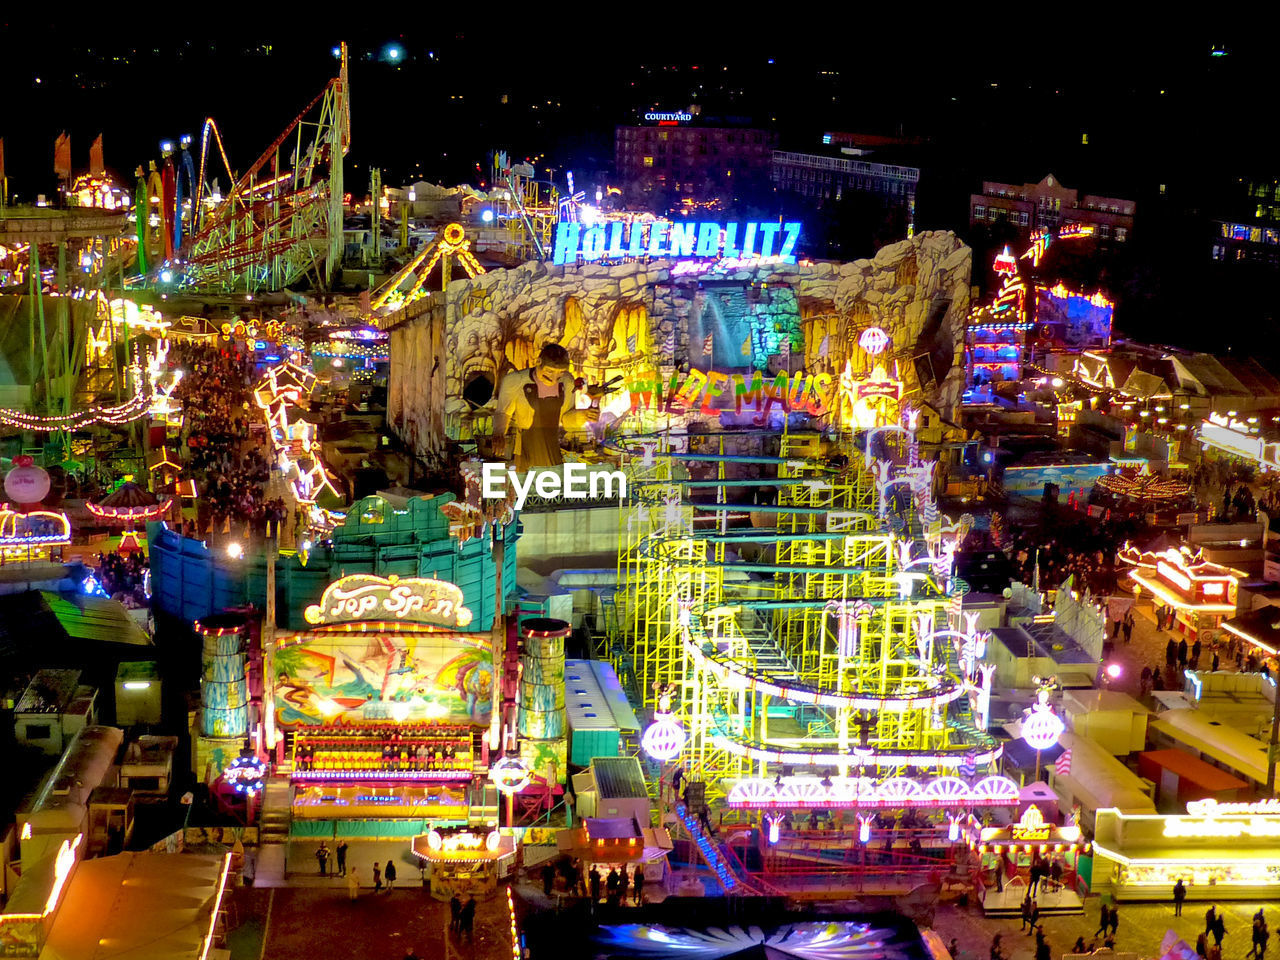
top-left (1093, 799), bottom-right (1280, 901)
top-left (270, 572), bottom-right (503, 846)
top-left (1123, 545), bottom-right (1240, 641)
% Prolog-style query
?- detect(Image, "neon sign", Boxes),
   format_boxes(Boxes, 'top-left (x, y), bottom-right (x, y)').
top-left (644, 112), bottom-right (692, 122)
top-left (1164, 816), bottom-right (1280, 838)
top-left (45, 834), bottom-right (82, 915)
top-left (303, 574), bottom-right (473, 628)
top-left (551, 220), bottom-right (802, 265)
top-left (1157, 560), bottom-right (1193, 593)
top-left (626, 367), bottom-right (835, 417)
top-left (1187, 798), bottom-right (1280, 817)
top-left (1011, 805), bottom-right (1052, 841)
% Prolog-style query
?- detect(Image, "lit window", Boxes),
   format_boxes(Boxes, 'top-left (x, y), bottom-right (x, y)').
top-left (643, 157), bottom-right (654, 167)
top-left (974, 204), bottom-right (986, 220)
top-left (1115, 227), bottom-right (1127, 242)
top-left (1019, 211), bottom-right (1029, 226)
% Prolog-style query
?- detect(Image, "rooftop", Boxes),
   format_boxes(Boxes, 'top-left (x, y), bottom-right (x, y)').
top-left (591, 757), bottom-right (650, 800)
top-left (15, 668), bottom-right (82, 714)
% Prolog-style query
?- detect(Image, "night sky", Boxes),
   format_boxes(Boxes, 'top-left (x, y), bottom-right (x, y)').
top-left (1, 21), bottom-right (1275, 355)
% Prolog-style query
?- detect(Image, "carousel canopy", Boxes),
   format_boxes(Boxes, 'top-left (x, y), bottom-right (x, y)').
top-left (88, 481), bottom-right (173, 523)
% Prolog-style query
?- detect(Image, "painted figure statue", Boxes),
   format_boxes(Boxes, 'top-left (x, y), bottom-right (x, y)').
top-left (490, 343), bottom-right (602, 469)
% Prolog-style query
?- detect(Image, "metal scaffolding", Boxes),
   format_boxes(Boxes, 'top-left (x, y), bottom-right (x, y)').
top-left (609, 425), bottom-right (997, 800)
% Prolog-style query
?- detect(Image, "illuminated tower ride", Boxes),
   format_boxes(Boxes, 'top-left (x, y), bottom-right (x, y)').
top-left (610, 420), bottom-right (998, 801)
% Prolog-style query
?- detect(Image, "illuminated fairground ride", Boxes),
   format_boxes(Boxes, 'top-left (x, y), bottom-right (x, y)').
top-left (370, 222), bottom-right (486, 313)
top-left (148, 44), bottom-right (350, 294)
top-left (250, 361), bottom-right (345, 547)
top-left (609, 415), bottom-right (999, 807)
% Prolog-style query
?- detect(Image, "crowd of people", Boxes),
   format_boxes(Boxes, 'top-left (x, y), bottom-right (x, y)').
top-left (92, 550), bottom-right (148, 608)
top-left (167, 342), bottom-right (290, 541)
top-left (540, 858), bottom-right (647, 908)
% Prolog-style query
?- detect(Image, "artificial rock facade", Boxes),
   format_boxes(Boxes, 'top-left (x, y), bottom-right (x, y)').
top-left (390, 231), bottom-right (973, 454)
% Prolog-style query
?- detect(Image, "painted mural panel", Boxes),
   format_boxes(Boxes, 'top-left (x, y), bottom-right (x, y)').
top-left (272, 631), bottom-right (493, 728)
top-left (1001, 461), bottom-right (1111, 494)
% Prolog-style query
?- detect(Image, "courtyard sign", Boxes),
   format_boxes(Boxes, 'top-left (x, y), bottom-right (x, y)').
top-left (551, 220), bottom-right (802, 266)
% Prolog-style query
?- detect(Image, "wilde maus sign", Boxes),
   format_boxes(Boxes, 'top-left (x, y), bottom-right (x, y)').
top-left (551, 220), bottom-right (802, 266)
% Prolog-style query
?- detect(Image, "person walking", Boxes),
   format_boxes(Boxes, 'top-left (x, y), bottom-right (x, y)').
top-left (618, 867), bottom-right (629, 905)
top-left (1021, 895), bottom-right (1033, 933)
top-left (1123, 612), bottom-right (1134, 644)
top-left (1196, 933), bottom-right (1208, 958)
top-left (1206, 905), bottom-right (1218, 936)
top-left (1109, 904), bottom-right (1120, 938)
top-left (1095, 899), bottom-right (1111, 938)
top-left (1027, 902), bottom-right (1041, 936)
top-left (542, 864), bottom-right (555, 896)
top-left (1174, 878), bottom-right (1187, 916)
top-left (589, 867), bottom-right (602, 902)
top-left (449, 894), bottom-right (462, 932)
top-left (461, 896), bottom-right (477, 940)
top-left (384, 859), bottom-right (396, 892)
top-left (316, 842), bottom-right (330, 877)
top-left (347, 867), bottom-right (359, 900)
top-left (336, 840), bottom-right (348, 877)
top-left (633, 866), bottom-right (645, 905)
top-left (372, 862), bottom-right (382, 894)
top-left (1213, 914), bottom-right (1227, 948)
top-left (990, 934), bottom-right (1005, 960)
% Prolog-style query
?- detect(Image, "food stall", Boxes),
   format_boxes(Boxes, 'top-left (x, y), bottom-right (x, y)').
top-left (1093, 800), bottom-right (1280, 900)
top-left (1126, 547), bottom-right (1239, 642)
top-left (411, 827), bottom-right (516, 899)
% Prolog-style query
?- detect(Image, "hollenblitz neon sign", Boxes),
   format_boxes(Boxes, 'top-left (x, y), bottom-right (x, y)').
top-left (551, 220), bottom-right (802, 266)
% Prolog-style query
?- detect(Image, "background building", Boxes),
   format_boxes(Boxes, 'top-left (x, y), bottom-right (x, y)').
top-left (971, 174), bottom-right (1135, 245)
top-left (615, 115), bottom-right (776, 209)
top-left (1210, 176), bottom-right (1280, 267)
top-left (771, 148), bottom-right (919, 215)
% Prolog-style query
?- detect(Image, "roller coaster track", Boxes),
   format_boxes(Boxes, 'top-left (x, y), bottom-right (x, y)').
top-left (614, 429), bottom-right (999, 776)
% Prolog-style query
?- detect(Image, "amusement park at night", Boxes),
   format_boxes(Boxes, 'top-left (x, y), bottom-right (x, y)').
top-left (4, 24), bottom-right (1280, 960)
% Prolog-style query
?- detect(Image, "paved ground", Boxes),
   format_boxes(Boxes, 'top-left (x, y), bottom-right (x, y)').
top-left (933, 897), bottom-right (1264, 960)
top-left (227, 879), bottom-right (515, 960)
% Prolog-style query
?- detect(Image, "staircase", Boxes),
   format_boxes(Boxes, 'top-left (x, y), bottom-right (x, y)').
top-left (734, 609), bottom-right (800, 684)
top-left (253, 776), bottom-right (292, 887)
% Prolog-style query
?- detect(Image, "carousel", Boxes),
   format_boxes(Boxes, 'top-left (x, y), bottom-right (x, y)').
top-left (88, 481), bottom-right (174, 551)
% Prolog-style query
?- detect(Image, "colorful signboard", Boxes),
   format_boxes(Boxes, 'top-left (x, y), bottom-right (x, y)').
top-left (303, 574), bottom-right (473, 628)
top-left (625, 367), bottom-right (835, 417)
top-left (273, 631), bottom-right (492, 727)
top-left (1000, 461), bottom-right (1111, 494)
top-left (1036, 283), bottom-right (1113, 349)
top-left (551, 220), bottom-right (802, 265)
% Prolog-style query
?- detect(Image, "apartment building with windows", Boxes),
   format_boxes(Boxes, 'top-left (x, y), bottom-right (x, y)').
top-left (970, 173), bottom-right (1134, 244)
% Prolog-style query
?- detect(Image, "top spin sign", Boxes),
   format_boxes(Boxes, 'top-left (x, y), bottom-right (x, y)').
top-left (551, 220), bottom-right (802, 266)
